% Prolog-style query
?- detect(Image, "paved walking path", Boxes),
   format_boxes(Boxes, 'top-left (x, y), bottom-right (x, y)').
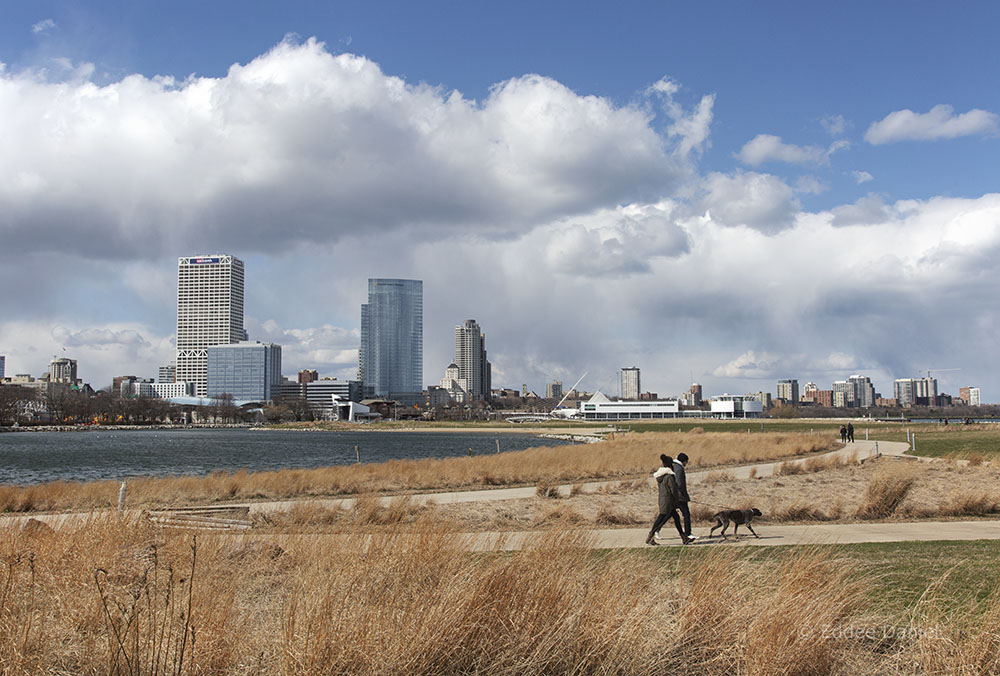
top-left (240, 438), bottom-right (911, 514)
top-left (0, 441), bottom-right (960, 550)
top-left (467, 519), bottom-right (1000, 551)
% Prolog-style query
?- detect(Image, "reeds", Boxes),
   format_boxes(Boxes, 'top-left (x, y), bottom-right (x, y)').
top-left (855, 465), bottom-right (918, 519)
top-left (0, 516), bottom-right (993, 674)
top-left (0, 431), bottom-right (834, 514)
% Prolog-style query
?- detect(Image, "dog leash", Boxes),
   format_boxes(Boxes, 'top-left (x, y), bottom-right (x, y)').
top-left (688, 499), bottom-right (731, 510)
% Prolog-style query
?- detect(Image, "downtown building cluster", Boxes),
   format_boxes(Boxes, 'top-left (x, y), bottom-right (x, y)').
top-left (0, 254), bottom-right (989, 421)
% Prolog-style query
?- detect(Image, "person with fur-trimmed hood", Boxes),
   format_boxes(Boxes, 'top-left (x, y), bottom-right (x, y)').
top-left (645, 454), bottom-right (691, 545)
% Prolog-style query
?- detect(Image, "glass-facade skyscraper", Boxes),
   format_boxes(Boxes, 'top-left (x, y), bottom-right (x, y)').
top-left (359, 279), bottom-right (423, 398)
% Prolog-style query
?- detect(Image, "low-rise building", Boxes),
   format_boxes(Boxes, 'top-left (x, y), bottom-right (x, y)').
top-left (306, 379), bottom-right (363, 418)
top-left (710, 394), bottom-right (764, 419)
top-left (152, 382), bottom-right (194, 398)
top-left (206, 341), bottom-right (282, 402)
top-left (579, 392), bottom-right (686, 420)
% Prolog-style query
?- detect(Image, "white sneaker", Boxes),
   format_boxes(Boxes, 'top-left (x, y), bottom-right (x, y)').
top-left (653, 531), bottom-right (662, 539)
top-left (687, 534), bottom-right (699, 541)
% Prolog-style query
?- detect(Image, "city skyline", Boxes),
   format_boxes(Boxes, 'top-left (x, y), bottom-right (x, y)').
top-left (1, 3), bottom-right (998, 400)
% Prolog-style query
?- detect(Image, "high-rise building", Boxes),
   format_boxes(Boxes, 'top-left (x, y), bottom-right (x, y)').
top-left (894, 379), bottom-right (915, 407)
top-left (158, 364), bottom-right (176, 384)
top-left (298, 369), bottom-right (319, 384)
top-left (546, 381), bottom-right (563, 399)
top-left (914, 377), bottom-right (938, 405)
top-left (176, 255), bottom-right (245, 397)
top-left (49, 357), bottom-right (77, 383)
top-left (848, 375), bottom-right (875, 408)
top-left (776, 379), bottom-right (799, 404)
top-left (896, 376), bottom-right (937, 406)
top-left (206, 341), bottom-right (281, 401)
top-left (959, 386), bottom-right (982, 406)
top-left (358, 279), bottom-right (423, 399)
top-left (621, 367), bottom-right (640, 400)
top-left (454, 319), bottom-right (490, 400)
top-left (0, 355), bottom-right (4, 379)
top-left (832, 380), bottom-right (852, 407)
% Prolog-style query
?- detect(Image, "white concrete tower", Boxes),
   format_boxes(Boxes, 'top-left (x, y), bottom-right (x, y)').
top-left (454, 319), bottom-right (490, 400)
top-left (176, 255), bottom-right (245, 397)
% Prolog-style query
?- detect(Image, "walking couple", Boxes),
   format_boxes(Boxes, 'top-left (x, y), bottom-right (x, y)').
top-left (645, 452), bottom-right (697, 546)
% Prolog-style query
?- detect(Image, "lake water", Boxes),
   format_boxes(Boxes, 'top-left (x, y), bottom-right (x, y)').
top-left (0, 429), bottom-right (572, 485)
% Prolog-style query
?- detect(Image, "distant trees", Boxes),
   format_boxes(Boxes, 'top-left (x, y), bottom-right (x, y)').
top-left (0, 385), bottom-right (36, 425)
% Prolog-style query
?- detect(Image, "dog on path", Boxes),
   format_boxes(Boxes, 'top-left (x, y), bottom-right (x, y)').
top-left (709, 508), bottom-right (762, 539)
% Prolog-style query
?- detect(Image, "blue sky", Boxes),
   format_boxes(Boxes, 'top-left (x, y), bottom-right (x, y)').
top-left (1, 2), bottom-right (999, 401)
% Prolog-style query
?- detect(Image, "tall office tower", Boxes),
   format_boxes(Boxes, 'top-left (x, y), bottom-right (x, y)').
top-left (0, 355), bottom-right (5, 379)
top-left (454, 319), bottom-right (490, 400)
top-left (176, 255), bottom-right (245, 397)
top-left (776, 379), bottom-right (799, 404)
top-left (158, 364), bottom-right (176, 384)
top-left (970, 387), bottom-right (981, 406)
top-left (621, 367), bottom-right (641, 400)
top-left (546, 381), bottom-right (563, 399)
top-left (206, 341), bottom-right (281, 401)
top-left (847, 375), bottom-right (875, 408)
top-left (298, 369), bottom-right (319, 384)
top-left (49, 357), bottom-right (78, 383)
top-left (358, 279), bottom-right (423, 398)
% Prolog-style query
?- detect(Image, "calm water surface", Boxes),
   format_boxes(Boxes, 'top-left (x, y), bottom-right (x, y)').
top-left (0, 429), bottom-right (572, 485)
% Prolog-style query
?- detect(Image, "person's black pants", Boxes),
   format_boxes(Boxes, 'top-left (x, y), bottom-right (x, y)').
top-left (647, 510), bottom-right (685, 540)
top-left (677, 501), bottom-right (692, 536)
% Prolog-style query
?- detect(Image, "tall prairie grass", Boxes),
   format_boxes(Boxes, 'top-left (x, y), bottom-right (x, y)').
top-left (855, 465), bottom-right (919, 519)
top-left (0, 517), bottom-right (988, 675)
top-left (0, 431), bottom-right (834, 514)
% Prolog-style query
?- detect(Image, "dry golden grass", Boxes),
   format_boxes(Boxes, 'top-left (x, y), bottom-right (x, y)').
top-left (1, 516), bottom-right (990, 675)
top-left (0, 431), bottom-right (836, 514)
top-left (855, 464), bottom-right (919, 519)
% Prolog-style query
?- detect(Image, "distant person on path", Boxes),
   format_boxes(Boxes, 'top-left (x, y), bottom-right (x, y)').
top-left (646, 454), bottom-right (690, 546)
top-left (672, 452), bottom-right (697, 541)
top-left (840, 425), bottom-right (847, 443)
top-left (847, 423), bottom-right (855, 443)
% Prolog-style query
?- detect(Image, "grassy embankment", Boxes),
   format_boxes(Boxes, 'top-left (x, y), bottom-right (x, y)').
top-left (2, 517), bottom-right (999, 675)
top-left (629, 419), bottom-right (1000, 460)
top-left (0, 430), bottom-right (835, 514)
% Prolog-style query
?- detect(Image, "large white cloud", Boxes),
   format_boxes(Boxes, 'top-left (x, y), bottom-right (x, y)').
top-left (544, 202), bottom-right (690, 277)
top-left (701, 171), bottom-right (800, 233)
top-left (865, 104), bottom-right (999, 144)
top-left (4, 38), bottom-right (1000, 401)
top-left (0, 37), bottom-right (691, 261)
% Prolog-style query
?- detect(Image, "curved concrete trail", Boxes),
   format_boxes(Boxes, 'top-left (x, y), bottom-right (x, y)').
top-left (242, 438), bottom-right (910, 514)
top-left (8, 438), bottom-right (998, 550)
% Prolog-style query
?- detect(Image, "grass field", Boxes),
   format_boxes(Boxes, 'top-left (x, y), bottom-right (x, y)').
top-left (634, 539), bottom-right (1000, 617)
top-left (627, 418), bottom-right (1000, 460)
top-left (2, 517), bottom-right (999, 675)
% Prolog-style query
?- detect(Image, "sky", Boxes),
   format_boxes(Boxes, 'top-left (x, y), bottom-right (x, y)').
top-left (1, 1), bottom-right (998, 401)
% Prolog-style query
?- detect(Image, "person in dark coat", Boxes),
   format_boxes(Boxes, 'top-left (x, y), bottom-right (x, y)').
top-left (847, 422), bottom-right (855, 443)
top-left (840, 425), bottom-right (847, 443)
top-left (672, 452), bottom-right (697, 541)
top-left (646, 454), bottom-right (690, 545)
